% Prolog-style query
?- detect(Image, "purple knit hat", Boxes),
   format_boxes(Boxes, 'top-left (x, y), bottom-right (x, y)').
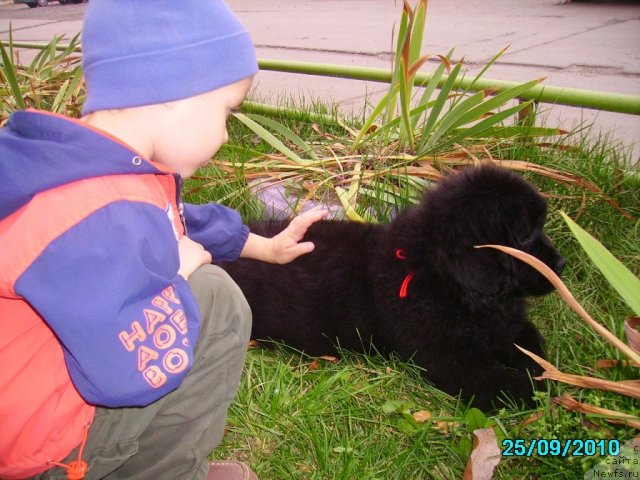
top-left (81, 0), bottom-right (257, 114)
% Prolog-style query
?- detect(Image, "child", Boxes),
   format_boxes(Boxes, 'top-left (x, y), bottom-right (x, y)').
top-left (0, 1), bottom-right (326, 479)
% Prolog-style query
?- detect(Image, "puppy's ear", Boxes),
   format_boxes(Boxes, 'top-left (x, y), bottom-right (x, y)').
top-left (433, 235), bottom-right (515, 301)
top-left (406, 165), bottom-right (545, 301)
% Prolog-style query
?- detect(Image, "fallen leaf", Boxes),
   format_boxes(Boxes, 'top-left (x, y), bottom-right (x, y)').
top-left (462, 428), bottom-right (501, 480)
top-left (521, 410), bottom-right (545, 428)
top-left (434, 420), bottom-right (461, 435)
top-left (412, 410), bottom-right (432, 423)
top-left (320, 355), bottom-right (339, 363)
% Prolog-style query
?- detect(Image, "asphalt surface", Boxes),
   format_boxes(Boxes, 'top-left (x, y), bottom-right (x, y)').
top-left (1, 0), bottom-right (639, 161)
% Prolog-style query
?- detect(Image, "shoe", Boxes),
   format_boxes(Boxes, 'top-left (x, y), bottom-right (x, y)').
top-left (207, 461), bottom-right (258, 480)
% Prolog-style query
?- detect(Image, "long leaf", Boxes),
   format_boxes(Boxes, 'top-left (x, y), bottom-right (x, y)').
top-left (419, 90), bottom-right (485, 152)
top-left (335, 186), bottom-right (369, 223)
top-left (464, 125), bottom-right (564, 138)
top-left (465, 44), bottom-right (509, 94)
top-left (561, 211), bottom-right (640, 315)
top-left (232, 113), bottom-right (308, 165)
top-left (478, 244), bottom-right (640, 365)
top-left (450, 78), bottom-right (543, 131)
top-left (385, 1), bottom-right (411, 126)
top-left (246, 113), bottom-right (318, 160)
top-left (398, 56), bottom-right (415, 148)
top-left (412, 49), bottom-right (453, 130)
top-left (436, 101), bottom-right (533, 151)
top-left (352, 87), bottom-right (397, 148)
top-left (0, 39), bottom-right (26, 110)
top-left (409, 0), bottom-right (427, 66)
top-left (417, 61), bottom-right (463, 150)
top-left (404, 0), bottom-right (427, 107)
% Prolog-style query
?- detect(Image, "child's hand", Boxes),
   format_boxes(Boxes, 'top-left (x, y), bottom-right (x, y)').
top-left (241, 206), bottom-right (329, 264)
top-left (177, 235), bottom-right (212, 279)
top-left (270, 206), bottom-right (329, 264)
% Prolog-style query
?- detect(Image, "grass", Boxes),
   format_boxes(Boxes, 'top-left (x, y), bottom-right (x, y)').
top-left (182, 97), bottom-right (640, 480)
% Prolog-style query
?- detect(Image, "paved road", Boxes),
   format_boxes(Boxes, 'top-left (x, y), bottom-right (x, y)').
top-left (0, 1), bottom-right (85, 20)
top-left (1, 0), bottom-right (639, 161)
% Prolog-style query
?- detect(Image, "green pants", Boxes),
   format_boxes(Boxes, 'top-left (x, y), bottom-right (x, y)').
top-left (35, 265), bottom-right (252, 480)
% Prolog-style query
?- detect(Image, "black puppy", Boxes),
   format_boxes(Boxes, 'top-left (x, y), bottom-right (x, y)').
top-left (219, 165), bottom-right (565, 409)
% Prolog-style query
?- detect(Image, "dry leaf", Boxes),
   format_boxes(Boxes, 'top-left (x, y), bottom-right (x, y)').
top-left (553, 394), bottom-right (640, 429)
top-left (319, 355), bottom-right (339, 363)
top-left (540, 371), bottom-right (640, 400)
top-left (517, 345), bottom-right (640, 399)
top-left (514, 344), bottom-right (560, 373)
top-left (434, 420), bottom-right (461, 435)
top-left (480, 245), bottom-right (640, 365)
top-left (462, 428), bottom-right (502, 480)
top-left (596, 359), bottom-right (640, 369)
top-left (412, 410), bottom-right (432, 423)
top-left (521, 410), bottom-right (545, 428)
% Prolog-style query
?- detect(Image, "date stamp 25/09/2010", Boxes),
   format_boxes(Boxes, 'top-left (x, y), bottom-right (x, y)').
top-left (501, 438), bottom-right (640, 478)
top-left (501, 439), bottom-right (621, 458)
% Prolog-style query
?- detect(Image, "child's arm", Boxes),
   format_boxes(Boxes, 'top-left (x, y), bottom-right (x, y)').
top-left (240, 206), bottom-right (328, 264)
top-left (182, 202), bottom-right (249, 262)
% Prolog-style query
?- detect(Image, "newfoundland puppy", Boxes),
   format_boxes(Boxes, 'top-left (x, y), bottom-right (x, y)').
top-left (219, 165), bottom-right (565, 409)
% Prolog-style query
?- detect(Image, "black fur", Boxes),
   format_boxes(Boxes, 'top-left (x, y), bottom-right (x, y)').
top-left (219, 165), bottom-right (565, 409)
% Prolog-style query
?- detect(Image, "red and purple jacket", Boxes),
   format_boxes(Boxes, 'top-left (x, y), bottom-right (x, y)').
top-left (0, 110), bottom-right (249, 478)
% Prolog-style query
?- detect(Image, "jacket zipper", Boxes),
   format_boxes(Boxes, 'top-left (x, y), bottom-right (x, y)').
top-left (174, 174), bottom-right (187, 235)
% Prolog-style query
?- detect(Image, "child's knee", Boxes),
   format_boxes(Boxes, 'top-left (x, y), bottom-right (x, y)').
top-left (189, 264), bottom-right (252, 341)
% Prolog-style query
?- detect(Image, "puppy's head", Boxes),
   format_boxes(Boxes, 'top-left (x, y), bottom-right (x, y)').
top-left (401, 165), bottom-right (564, 302)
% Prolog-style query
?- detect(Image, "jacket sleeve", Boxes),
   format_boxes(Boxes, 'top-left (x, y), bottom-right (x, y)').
top-left (183, 202), bottom-right (249, 262)
top-left (14, 201), bottom-right (201, 407)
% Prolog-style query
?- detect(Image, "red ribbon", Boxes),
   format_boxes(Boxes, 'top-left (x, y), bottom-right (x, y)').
top-left (395, 249), bottom-right (415, 299)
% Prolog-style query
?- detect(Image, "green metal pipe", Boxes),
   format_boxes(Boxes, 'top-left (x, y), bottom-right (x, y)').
top-left (6, 42), bottom-right (640, 115)
top-left (258, 58), bottom-right (640, 116)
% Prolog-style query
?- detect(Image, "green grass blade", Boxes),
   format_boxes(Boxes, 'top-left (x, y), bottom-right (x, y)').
top-left (51, 78), bottom-right (70, 113)
top-left (432, 100), bottom-right (533, 151)
top-left (560, 211), bottom-right (640, 315)
top-left (49, 65), bottom-right (83, 114)
top-left (419, 90), bottom-right (485, 152)
top-left (450, 78), bottom-right (543, 130)
top-left (384, 2), bottom-right (411, 127)
top-left (409, 0), bottom-right (427, 66)
top-left (246, 113), bottom-right (318, 160)
top-left (412, 50), bottom-right (453, 130)
top-left (465, 45), bottom-right (508, 94)
top-left (0, 40), bottom-right (26, 110)
top-left (353, 87), bottom-right (397, 148)
top-left (335, 186), bottom-right (371, 223)
top-left (398, 56), bottom-right (415, 149)
top-left (232, 112), bottom-right (309, 165)
top-left (417, 62), bottom-right (463, 150)
top-left (403, 0), bottom-right (427, 108)
top-left (464, 125), bottom-right (564, 138)
top-left (55, 32), bottom-right (81, 62)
